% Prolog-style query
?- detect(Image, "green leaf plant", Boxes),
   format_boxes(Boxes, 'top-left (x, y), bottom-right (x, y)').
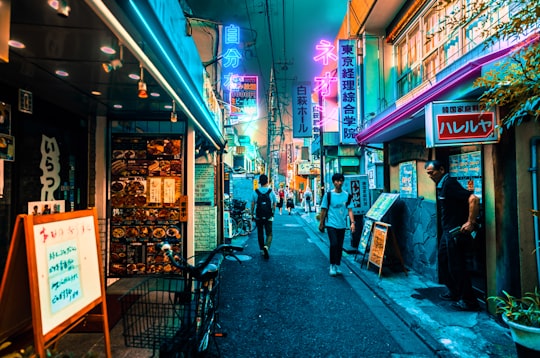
top-left (489, 288), bottom-right (540, 328)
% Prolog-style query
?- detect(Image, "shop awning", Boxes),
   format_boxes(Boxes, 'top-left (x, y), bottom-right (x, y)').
top-left (355, 45), bottom-right (515, 145)
top-left (86, 0), bottom-right (226, 149)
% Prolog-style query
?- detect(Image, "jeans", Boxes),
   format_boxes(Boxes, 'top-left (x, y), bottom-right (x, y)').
top-left (327, 227), bottom-right (345, 265)
top-left (256, 219), bottom-right (273, 249)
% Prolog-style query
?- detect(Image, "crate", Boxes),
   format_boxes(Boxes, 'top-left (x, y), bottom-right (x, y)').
top-left (119, 276), bottom-right (196, 352)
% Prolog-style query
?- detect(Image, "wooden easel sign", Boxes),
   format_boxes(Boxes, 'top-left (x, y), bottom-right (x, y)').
top-left (0, 208), bottom-right (111, 357)
top-left (367, 222), bottom-right (407, 277)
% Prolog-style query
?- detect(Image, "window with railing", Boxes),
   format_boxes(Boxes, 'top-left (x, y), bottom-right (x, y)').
top-left (394, 0), bottom-right (511, 99)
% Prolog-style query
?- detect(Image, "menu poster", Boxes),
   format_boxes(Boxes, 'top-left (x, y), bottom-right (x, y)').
top-left (109, 135), bottom-right (184, 277)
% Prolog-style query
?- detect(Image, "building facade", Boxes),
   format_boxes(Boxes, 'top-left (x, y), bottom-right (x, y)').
top-left (348, 0), bottom-right (540, 311)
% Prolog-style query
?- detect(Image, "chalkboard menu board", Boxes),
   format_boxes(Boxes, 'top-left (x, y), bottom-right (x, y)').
top-left (365, 193), bottom-right (400, 221)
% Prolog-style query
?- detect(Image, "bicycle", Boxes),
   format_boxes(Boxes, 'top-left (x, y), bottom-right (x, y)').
top-left (120, 243), bottom-right (243, 357)
top-left (235, 208), bottom-right (254, 236)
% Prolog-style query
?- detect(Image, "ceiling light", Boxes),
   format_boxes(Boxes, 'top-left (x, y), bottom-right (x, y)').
top-left (113, 104), bottom-right (123, 109)
top-left (100, 46), bottom-right (116, 55)
top-left (102, 43), bottom-right (123, 73)
top-left (55, 70), bottom-right (69, 77)
top-left (91, 90), bottom-right (102, 96)
top-left (57, 0), bottom-right (71, 18)
top-left (137, 64), bottom-right (148, 99)
top-left (150, 92), bottom-right (160, 97)
top-left (170, 100), bottom-right (177, 122)
top-left (128, 73), bottom-right (140, 80)
top-left (8, 40), bottom-right (25, 49)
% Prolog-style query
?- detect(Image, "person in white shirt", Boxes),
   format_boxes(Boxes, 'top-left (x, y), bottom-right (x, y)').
top-left (318, 173), bottom-right (355, 276)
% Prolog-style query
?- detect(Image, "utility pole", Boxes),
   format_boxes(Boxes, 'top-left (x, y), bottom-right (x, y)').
top-left (267, 69), bottom-right (277, 185)
top-left (319, 92), bottom-right (325, 198)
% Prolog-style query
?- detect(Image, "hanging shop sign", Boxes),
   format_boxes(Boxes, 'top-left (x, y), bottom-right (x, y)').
top-left (292, 82), bottom-right (313, 138)
top-left (338, 39), bottom-right (358, 144)
top-left (425, 100), bottom-right (499, 148)
top-left (229, 75), bottom-right (258, 118)
top-left (297, 161), bottom-right (320, 175)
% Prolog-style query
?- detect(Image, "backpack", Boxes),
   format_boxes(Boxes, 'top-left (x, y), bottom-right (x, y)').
top-left (255, 189), bottom-right (273, 220)
top-left (305, 191), bottom-right (312, 201)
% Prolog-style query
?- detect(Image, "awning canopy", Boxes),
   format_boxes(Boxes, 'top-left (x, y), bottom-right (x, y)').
top-left (355, 45), bottom-right (515, 145)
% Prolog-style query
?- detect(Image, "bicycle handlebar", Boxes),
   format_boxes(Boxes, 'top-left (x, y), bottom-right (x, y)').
top-left (157, 242), bottom-right (243, 278)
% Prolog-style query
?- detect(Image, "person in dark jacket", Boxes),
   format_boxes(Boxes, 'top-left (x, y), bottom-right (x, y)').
top-left (425, 160), bottom-right (480, 311)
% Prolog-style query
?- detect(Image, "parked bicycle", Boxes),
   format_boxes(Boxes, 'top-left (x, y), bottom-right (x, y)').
top-left (226, 198), bottom-right (254, 237)
top-left (120, 243), bottom-right (243, 357)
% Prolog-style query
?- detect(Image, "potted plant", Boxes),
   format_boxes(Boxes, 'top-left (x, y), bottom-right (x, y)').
top-left (489, 288), bottom-right (540, 357)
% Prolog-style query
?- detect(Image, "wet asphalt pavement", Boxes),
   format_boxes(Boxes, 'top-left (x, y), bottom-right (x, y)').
top-left (206, 211), bottom-right (434, 357)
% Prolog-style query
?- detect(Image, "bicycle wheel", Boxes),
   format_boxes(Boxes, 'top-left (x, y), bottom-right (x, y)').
top-left (238, 219), bottom-right (250, 236)
top-left (229, 217), bottom-right (239, 237)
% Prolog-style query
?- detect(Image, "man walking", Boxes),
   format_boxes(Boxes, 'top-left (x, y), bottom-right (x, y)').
top-left (318, 173), bottom-right (355, 276)
top-left (251, 174), bottom-right (277, 259)
top-left (425, 160), bottom-right (480, 311)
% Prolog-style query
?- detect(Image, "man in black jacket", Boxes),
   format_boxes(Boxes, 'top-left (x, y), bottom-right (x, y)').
top-left (425, 160), bottom-right (480, 311)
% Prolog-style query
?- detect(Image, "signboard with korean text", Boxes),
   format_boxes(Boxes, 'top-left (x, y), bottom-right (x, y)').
top-left (292, 82), bottom-right (313, 137)
top-left (425, 101), bottom-right (499, 147)
top-left (344, 174), bottom-right (370, 215)
top-left (338, 39), bottom-right (358, 144)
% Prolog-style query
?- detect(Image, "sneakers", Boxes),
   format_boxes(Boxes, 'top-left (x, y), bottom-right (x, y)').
top-left (329, 265), bottom-right (337, 276)
top-left (439, 292), bottom-right (459, 301)
top-left (263, 245), bottom-right (269, 259)
top-left (329, 264), bottom-right (343, 276)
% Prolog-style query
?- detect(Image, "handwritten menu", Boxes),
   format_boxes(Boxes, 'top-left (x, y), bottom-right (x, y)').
top-left (33, 215), bottom-right (101, 335)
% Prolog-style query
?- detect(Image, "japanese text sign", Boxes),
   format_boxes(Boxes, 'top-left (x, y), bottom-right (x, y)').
top-left (338, 39), bottom-right (358, 144)
top-left (425, 101), bottom-right (499, 147)
top-left (292, 82), bottom-right (313, 138)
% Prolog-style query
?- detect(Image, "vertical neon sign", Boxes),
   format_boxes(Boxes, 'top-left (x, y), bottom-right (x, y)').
top-left (222, 24), bottom-right (242, 122)
top-left (312, 39), bottom-right (337, 128)
top-left (338, 39), bottom-right (358, 144)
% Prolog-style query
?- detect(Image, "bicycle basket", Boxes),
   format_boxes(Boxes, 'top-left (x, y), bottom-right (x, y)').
top-left (232, 199), bottom-right (246, 211)
top-left (119, 276), bottom-right (197, 353)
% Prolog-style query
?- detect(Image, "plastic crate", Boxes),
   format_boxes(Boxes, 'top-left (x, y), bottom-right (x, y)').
top-left (119, 276), bottom-right (196, 352)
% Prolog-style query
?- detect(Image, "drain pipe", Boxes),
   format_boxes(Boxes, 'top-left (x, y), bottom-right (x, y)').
top-left (531, 137), bottom-right (540, 288)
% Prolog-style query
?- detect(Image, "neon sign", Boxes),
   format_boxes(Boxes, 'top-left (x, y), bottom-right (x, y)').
top-left (312, 39), bottom-right (338, 130)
